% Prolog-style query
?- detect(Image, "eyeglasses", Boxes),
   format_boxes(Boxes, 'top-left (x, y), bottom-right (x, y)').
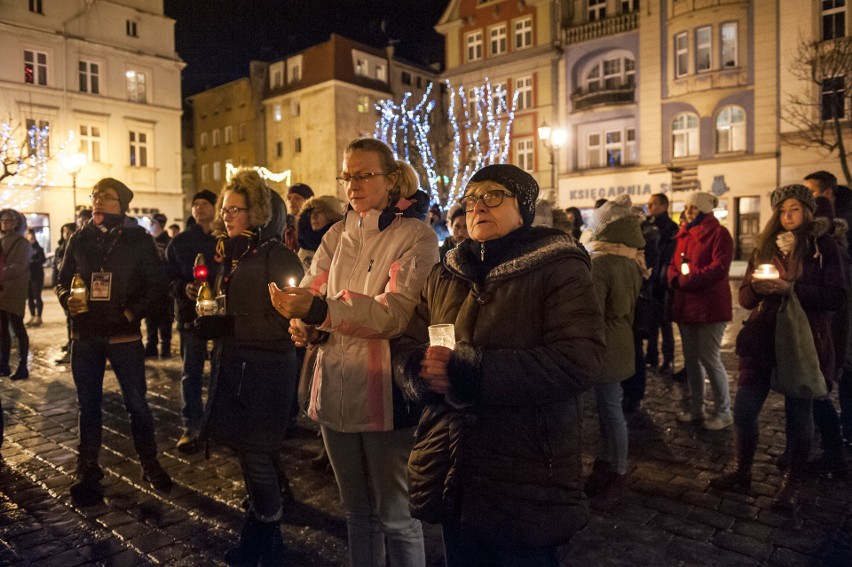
top-left (459, 189), bottom-right (516, 212)
top-left (89, 193), bottom-right (119, 203)
top-left (220, 206), bottom-right (249, 218)
top-left (335, 172), bottom-right (393, 186)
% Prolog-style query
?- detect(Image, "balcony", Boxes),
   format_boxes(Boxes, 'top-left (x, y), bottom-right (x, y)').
top-left (571, 84), bottom-right (635, 111)
top-left (565, 12), bottom-right (638, 44)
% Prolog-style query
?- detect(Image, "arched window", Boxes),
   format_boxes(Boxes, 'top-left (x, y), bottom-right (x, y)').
top-left (671, 112), bottom-right (699, 158)
top-left (715, 105), bottom-right (745, 153)
top-left (583, 54), bottom-right (635, 93)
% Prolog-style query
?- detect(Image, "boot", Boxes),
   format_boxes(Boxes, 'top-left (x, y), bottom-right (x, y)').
top-left (69, 460), bottom-right (105, 506)
top-left (141, 458), bottom-right (173, 492)
top-left (224, 515), bottom-right (284, 566)
top-left (710, 433), bottom-right (757, 491)
top-left (772, 439), bottom-right (808, 512)
top-left (0, 363), bottom-right (10, 377)
top-left (10, 366), bottom-right (28, 381)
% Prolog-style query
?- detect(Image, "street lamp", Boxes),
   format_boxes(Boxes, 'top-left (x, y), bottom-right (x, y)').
top-left (538, 121), bottom-right (566, 196)
top-left (60, 152), bottom-right (87, 214)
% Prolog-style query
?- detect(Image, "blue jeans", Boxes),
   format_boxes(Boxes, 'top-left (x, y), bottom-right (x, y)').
top-left (239, 450), bottom-right (283, 522)
top-left (179, 330), bottom-right (209, 430)
top-left (594, 382), bottom-right (628, 474)
top-left (71, 339), bottom-right (158, 462)
top-left (679, 322), bottom-right (731, 418)
top-left (322, 425), bottom-right (425, 567)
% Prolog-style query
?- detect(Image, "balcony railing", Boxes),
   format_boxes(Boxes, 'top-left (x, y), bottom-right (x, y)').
top-left (571, 84), bottom-right (635, 111)
top-left (565, 12), bottom-right (638, 44)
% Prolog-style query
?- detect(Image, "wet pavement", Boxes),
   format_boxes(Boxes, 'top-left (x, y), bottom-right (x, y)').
top-left (0, 287), bottom-right (850, 566)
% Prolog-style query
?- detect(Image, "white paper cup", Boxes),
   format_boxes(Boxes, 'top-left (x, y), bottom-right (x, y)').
top-left (428, 324), bottom-right (456, 349)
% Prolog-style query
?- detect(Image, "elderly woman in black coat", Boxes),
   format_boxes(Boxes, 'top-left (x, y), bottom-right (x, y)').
top-left (396, 164), bottom-right (605, 566)
top-left (195, 169), bottom-right (303, 564)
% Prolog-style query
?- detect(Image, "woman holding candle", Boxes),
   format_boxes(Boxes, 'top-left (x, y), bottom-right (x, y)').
top-left (269, 138), bottom-right (437, 567)
top-left (667, 192), bottom-right (734, 430)
top-left (194, 169), bottom-right (303, 564)
top-left (395, 164), bottom-right (606, 565)
top-left (711, 184), bottom-right (848, 510)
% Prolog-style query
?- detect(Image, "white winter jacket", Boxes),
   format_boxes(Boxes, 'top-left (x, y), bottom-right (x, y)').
top-left (302, 206), bottom-right (439, 432)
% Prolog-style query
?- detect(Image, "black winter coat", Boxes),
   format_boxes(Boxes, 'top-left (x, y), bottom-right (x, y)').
top-left (396, 227), bottom-right (605, 549)
top-left (57, 220), bottom-right (164, 339)
top-left (165, 223), bottom-right (218, 328)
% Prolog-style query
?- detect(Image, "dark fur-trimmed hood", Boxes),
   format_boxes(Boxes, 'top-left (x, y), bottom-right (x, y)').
top-left (445, 227), bottom-right (589, 283)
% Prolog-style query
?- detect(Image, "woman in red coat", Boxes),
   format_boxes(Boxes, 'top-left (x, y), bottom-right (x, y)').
top-left (667, 192), bottom-right (734, 430)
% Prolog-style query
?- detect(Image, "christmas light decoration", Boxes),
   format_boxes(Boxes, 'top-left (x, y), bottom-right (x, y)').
top-left (225, 163), bottom-right (291, 185)
top-left (374, 78), bottom-right (517, 211)
top-left (0, 121), bottom-right (73, 210)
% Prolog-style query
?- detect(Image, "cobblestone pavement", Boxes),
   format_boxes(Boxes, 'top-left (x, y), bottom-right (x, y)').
top-left (0, 288), bottom-right (850, 566)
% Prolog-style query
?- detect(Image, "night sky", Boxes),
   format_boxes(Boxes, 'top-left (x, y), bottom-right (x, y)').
top-left (164, 0), bottom-right (449, 98)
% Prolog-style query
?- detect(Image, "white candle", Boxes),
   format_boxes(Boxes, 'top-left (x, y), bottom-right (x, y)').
top-left (196, 299), bottom-right (218, 316)
top-left (428, 324), bottom-right (456, 349)
top-left (287, 277), bottom-right (296, 288)
top-left (752, 264), bottom-right (780, 280)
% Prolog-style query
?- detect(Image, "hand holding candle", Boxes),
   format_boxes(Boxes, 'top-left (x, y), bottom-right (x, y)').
top-left (428, 324), bottom-right (456, 349)
top-left (269, 281), bottom-right (313, 318)
top-left (752, 263), bottom-right (780, 280)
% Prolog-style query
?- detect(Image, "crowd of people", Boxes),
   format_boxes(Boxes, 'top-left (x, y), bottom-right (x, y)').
top-left (0, 138), bottom-right (850, 565)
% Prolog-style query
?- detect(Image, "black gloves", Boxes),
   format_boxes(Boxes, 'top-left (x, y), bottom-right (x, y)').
top-left (193, 315), bottom-right (235, 340)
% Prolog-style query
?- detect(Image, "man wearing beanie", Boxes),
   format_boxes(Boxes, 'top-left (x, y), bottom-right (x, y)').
top-left (667, 191), bottom-right (734, 430)
top-left (56, 177), bottom-right (173, 504)
top-left (164, 188), bottom-right (219, 453)
top-left (144, 212), bottom-right (173, 359)
top-left (284, 183), bottom-right (314, 252)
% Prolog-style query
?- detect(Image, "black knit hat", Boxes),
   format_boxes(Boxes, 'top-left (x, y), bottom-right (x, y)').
top-left (192, 189), bottom-right (217, 206)
top-left (93, 178), bottom-right (133, 213)
top-left (771, 184), bottom-right (816, 212)
top-left (467, 164), bottom-right (539, 226)
top-left (287, 183), bottom-right (314, 200)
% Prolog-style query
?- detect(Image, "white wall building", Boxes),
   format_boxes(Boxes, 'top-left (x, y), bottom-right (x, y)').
top-left (0, 0), bottom-right (184, 251)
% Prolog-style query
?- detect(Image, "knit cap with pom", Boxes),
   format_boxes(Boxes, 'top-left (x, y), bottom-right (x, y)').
top-left (684, 192), bottom-right (718, 214)
top-left (588, 194), bottom-right (635, 236)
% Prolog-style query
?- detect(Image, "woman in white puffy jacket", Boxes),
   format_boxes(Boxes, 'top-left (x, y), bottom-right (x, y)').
top-left (271, 138), bottom-right (438, 567)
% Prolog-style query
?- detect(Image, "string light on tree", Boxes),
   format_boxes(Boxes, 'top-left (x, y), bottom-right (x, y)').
top-left (0, 121), bottom-right (73, 210)
top-left (225, 163), bottom-right (291, 185)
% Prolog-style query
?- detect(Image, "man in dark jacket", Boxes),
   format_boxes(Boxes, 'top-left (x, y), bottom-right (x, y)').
top-left (805, 170), bottom-right (852, 448)
top-left (144, 212), bottom-right (173, 358)
top-left (644, 193), bottom-right (679, 374)
top-left (57, 177), bottom-right (172, 505)
top-left (165, 189), bottom-right (218, 453)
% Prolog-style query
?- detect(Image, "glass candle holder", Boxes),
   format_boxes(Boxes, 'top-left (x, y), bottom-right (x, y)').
top-left (752, 264), bottom-right (780, 280)
top-left (428, 324), bottom-right (456, 349)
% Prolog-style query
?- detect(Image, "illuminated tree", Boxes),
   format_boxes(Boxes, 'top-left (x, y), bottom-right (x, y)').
top-left (0, 121), bottom-right (51, 209)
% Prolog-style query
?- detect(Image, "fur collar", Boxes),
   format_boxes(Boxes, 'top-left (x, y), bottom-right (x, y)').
top-left (445, 227), bottom-right (589, 284)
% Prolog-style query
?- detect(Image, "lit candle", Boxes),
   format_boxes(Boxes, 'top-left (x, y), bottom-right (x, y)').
top-left (752, 264), bottom-right (780, 280)
top-left (287, 277), bottom-right (296, 288)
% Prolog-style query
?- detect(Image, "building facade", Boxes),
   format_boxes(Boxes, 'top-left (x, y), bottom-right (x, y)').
top-left (0, 0), bottom-right (185, 247)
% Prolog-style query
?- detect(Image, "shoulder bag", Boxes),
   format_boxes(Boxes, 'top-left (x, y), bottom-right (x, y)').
top-left (771, 288), bottom-right (828, 399)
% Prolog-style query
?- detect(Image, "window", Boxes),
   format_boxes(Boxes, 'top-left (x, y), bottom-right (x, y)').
top-left (605, 130), bottom-right (624, 166)
top-left (224, 126), bottom-right (233, 144)
top-left (79, 124), bottom-right (102, 162)
top-left (467, 88), bottom-right (480, 117)
top-left (491, 82), bottom-right (507, 112)
top-left (126, 20), bottom-right (137, 37)
top-left (357, 95), bottom-right (371, 113)
top-left (273, 104), bottom-right (282, 122)
top-left (490, 25), bottom-right (507, 56)
top-left (588, 0), bottom-right (606, 21)
top-left (695, 26), bottom-right (711, 72)
top-left (201, 164), bottom-right (209, 182)
top-left (672, 112), bottom-right (699, 158)
top-left (291, 101), bottom-right (300, 116)
top-left (416, 76), bottom-right (422, 88)
top-left (514, 17), bottom-right (533, 50)
top-left (289, 62), bottom-right (301, 83)
top-left (585, 55), bottom-right (635, 92)
top-left (295, 138), bottom-right (302, 153)
top-left (276, 142), bottom-right (283, 158)
top-left (621, 0), bottom-right (637, 13)
top-left (822, 76), bottom-right (846, 121)
top-left (466, 31), bottom-right (483, 62)
top-left (24, 50), bottom-right (47, 85)
top-left (823, 0), bottom-right (846, 41)
top-left (129, 131), bottom-right (148, 167)
top-left (271, 70), bottom-right (283, 89)
top-left (126, 70), bottom-right (146, 103)
top-left (515, 139), bottom-right (534, 172)
top-left (401, 71), bottom-right (412, 85)
top-left (716, 105), bottom-right (745, 153)
top-left (25, 119), bottom-right (50, 157)
top-left (200, 132), bottom-right (208, 149)
top-left (721, 22), bottom-right (738, 68)
top-left (213, 161), bottom-right (221, 181)
top-left (515, 76), bottom-right (533, 110)
top-left (626, 128), bottom-right (637, 163)
top-left (239, 123), bottom-right (247, 141)
top-left (355, 59), bottom-right (367, 77)
top-left (376, 64), bottom-right (386, 82)
top-left (78, 60), bottom-right (100, 94)
top-left (675, 32), bottom-right (688, 77)
top-left (212, 129), bottom-right (220, 147)
top-left (29, 0), bottom-right (42, 14)
top-left (586, 133), bottom-right (601, 168)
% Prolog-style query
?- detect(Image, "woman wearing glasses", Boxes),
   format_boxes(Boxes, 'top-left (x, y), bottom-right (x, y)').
top-left (194, 169), bottom-right (304, 564)
top-left (395, 164), bottom-right (605, 566)
top-left (270, 138), bottom-right (436, 567)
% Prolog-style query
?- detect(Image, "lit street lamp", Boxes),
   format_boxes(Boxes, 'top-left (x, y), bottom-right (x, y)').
top-left (60, 152), bottom-right (87, 214)
top-left (538, 121), bottom-right (567, 197)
